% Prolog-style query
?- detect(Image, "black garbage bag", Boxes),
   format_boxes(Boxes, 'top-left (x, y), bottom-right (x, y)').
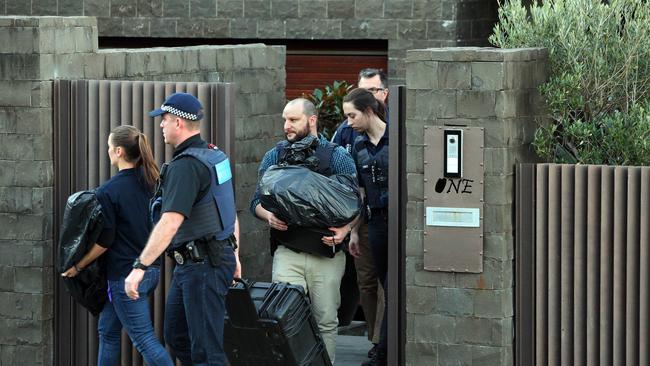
top-left (57, 191), bottom-right (104, 272)
top-left (259, 165), bottom-right (362, 228)
top-left (61, 265), bottom-right (107, 316)
top-left (57, 190), bottom-right (107, 316)
top-left (279, 135), bottom-right (321, 170)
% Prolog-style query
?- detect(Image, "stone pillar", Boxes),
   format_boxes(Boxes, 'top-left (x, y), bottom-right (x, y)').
top-left (0, 16), bottom-right (96, 365)
top-left (404, 47), bottom-right (547, 365)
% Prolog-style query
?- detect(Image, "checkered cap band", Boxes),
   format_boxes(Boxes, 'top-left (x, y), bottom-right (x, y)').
top-left (161, 105), bottom-right (199, 121)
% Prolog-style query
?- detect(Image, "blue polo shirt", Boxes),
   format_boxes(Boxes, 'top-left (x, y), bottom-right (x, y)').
top-left (96, 168), bottom-right (160, 280)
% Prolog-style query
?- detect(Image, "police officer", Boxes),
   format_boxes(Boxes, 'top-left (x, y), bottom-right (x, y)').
top-left (342, 88), bottom-right (389, 366)
top-left (332, 68), bottom-right (389, 360)
top-left (124, 92), bottom-right (240, 365)
top-left (332, 68), bottom-right (389, 152)
top-left (250, 98), bottom-right (358, 363)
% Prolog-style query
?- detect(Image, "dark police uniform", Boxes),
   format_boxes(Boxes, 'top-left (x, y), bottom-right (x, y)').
top-left (351, 126), bottom-right (389, 361)
top-left (96, 168), bottom-right (160, 281)
top-left (332, 118), bottom-right (359, 153)
top-left (154, 134), bottom-right (237, 365)
top-left (332, 114), bottom-right (390, 342)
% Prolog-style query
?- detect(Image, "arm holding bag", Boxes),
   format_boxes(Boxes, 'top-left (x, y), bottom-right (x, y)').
top-left (57, 191), bottom-right (104, 272)
top-left (57, 190), bottom-right (107, 316)
top-left (259, 165), bottom-right (361, 228)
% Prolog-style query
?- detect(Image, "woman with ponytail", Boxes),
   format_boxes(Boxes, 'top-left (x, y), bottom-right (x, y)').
top-left (342, 88), bottom-right (390, 366)
top-left (61, 125), bottom-right (173, 365)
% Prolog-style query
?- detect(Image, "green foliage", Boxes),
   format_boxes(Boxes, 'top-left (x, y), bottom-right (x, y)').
top-left (305, 80), bottom-right (353, 140)
top-left (533, 102), bottom-right (650, 164)
top-left (490, 0), bottom-right (650, 165)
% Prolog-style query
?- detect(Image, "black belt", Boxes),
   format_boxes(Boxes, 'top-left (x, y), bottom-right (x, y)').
top-left (169, 236), bottom-right (235, 265)
top-left (283, 243), bottom-right (343, 255)
top-left (169, 241), bottom-right (206, 265)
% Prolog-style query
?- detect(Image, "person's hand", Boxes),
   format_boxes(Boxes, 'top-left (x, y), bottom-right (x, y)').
top-left (348, 231), bottom-right (361, 258)
top-left (322, 224), bottom-right (351, 247)
top-left (266, 212), bottom-right (288, 231)
top-left (124, 268), bottom-right (145, 299)
top-left (61, 265), bottom-right (82, 278)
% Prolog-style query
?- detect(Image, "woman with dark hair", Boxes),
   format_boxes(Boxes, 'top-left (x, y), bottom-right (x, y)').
top-left (61, 125), bottom-right (173, 366)
top-left (342, 88), bottom-right (389, 366)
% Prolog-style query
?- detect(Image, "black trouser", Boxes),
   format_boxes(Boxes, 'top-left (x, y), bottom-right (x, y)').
top-left (368, 208), bottom-right (388, 353)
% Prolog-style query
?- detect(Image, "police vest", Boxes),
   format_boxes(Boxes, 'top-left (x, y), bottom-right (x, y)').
top-left (353, 135), bottom-right (389, 209)
top-left (269, 139), bottom-right (343, 258)
top-left (334, 122), bottom-right (358, 154)
top-left (152, 146), bottom-right (236, 248)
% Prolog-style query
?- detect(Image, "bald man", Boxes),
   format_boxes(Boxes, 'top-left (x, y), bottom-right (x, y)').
top-left (250, 99), bottom-right (358, 363)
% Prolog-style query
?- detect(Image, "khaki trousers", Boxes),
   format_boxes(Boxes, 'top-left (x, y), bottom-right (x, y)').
top-left (354, 224), bottom-right (385, 344)
top-left (272, 245), bottom-right (346, 363)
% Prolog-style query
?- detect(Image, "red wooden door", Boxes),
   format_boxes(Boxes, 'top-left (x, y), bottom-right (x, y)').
top-left (286, 54), bottom-right (388, 99)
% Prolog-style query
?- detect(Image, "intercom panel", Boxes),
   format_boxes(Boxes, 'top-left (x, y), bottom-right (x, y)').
top-left (423, 126), bottom-right (485, 273)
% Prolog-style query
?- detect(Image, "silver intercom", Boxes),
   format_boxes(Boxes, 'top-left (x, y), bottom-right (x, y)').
top-left (444, 129), bottom-right (462, 178)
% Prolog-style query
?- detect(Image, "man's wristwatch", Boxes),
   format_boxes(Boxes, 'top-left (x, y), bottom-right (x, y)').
top-left (132, 258), bottom-right (149, 271)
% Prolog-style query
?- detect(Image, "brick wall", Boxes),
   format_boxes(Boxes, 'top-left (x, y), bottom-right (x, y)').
top-left (404, 47), bottom-right (547, 365)
top-left (3, 0), bottom-right (500, 84)
top-left (0, 16), bottom-right (284, 364)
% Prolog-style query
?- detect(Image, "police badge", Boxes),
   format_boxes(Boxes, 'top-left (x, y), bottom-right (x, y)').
top-left (173, 251), bottom-right (184, 265)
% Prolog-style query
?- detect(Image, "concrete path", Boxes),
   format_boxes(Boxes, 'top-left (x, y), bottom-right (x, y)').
top-left (335, 334), bottom-right (371, 366)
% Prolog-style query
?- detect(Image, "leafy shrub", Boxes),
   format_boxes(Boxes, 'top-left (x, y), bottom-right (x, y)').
top-left (490, 0), bottom-right (650, 165)
top-left (533, 101), bottom-right (650, 164)
top-left (305, 81), bottom-right (353, 140)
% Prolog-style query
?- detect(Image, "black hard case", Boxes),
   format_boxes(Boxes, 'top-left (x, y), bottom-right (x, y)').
top-left (224, 280), bottom-right (332, 366)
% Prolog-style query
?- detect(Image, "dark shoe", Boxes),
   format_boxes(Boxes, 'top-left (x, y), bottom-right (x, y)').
top-left (367, 343), bottom-right (377, 359)
top-left (361, 348), bottom-right (386, 366)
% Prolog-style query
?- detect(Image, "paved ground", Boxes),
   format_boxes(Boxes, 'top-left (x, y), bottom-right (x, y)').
top-left (335, 334), bottom-right (371, 365)
top-left (335, 321), bottom-right (372, 366)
